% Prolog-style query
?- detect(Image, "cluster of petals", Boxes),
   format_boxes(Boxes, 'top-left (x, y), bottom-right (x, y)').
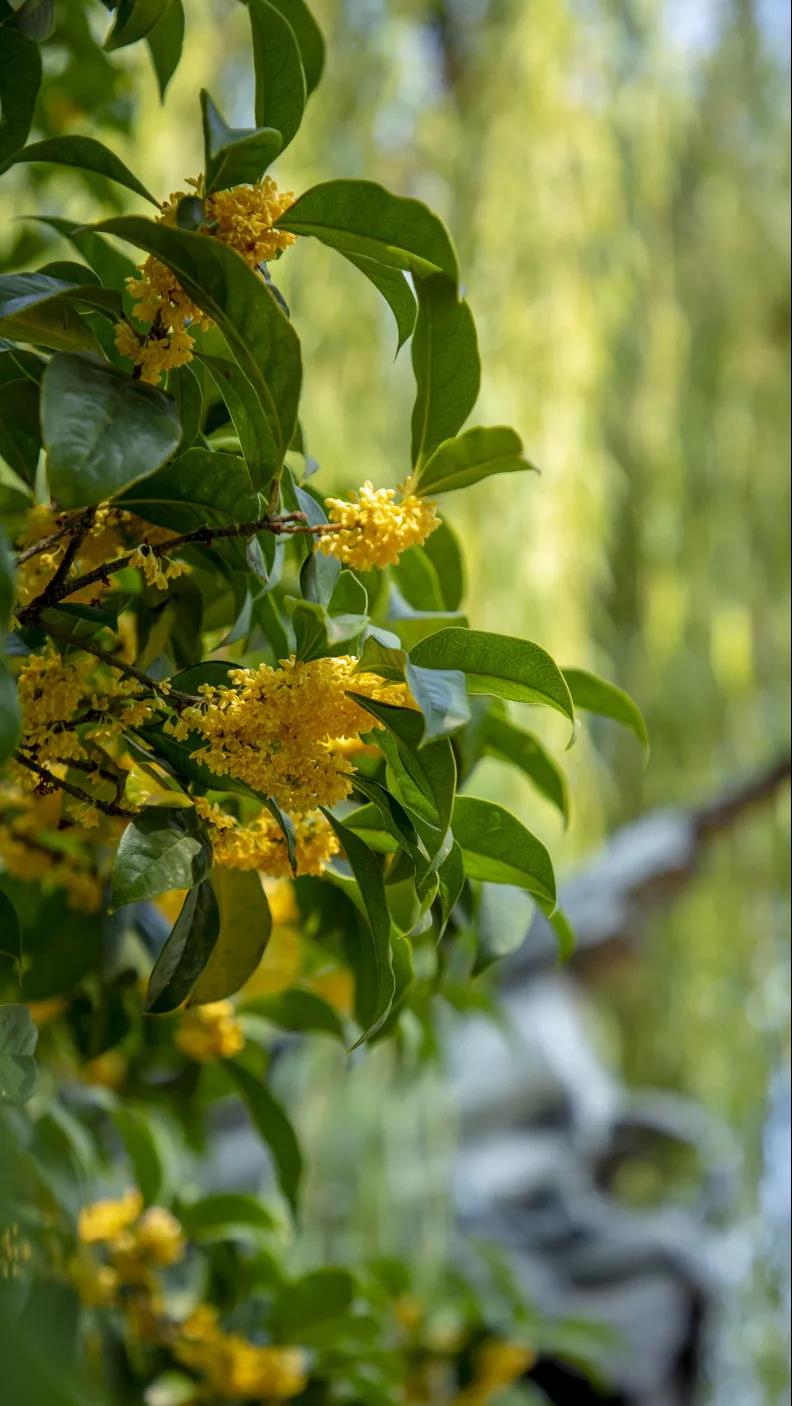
top-left (320, 480), bottom-right (440, 569)
top-left (166, 654), bottom-right (409, 815)
top-left (211, 807), bottom-right (340, 877)
top-left (174, 999), bottom-right (245, 1063)
top-left (174, 1303), bottom-right (307, 1399)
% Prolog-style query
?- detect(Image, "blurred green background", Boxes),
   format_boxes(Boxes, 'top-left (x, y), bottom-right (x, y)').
top-left (3, 0), bottom-right (789, 1398)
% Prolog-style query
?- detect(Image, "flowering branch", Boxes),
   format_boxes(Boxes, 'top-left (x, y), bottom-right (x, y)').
top-left (14, 752), bottom-right (136, 818)
top-left (42, 624), bottom-right (201, 708)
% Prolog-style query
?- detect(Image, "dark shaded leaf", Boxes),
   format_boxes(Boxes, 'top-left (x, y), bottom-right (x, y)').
top-left (105, 0), bottom-right (169, 51)
top-left (188, 867), bottom-right (271, 1004)
top-left (5, 135), bottom-right (157, 204)
top-left (452, 796), bottom-right (556, 906)
top-left (411, 274), bottom-right (480, 467)
top-left (321, 811), bottom-right (395, 1044)
top-left (145, 879), bottom-right (220, 1013)
top-left (0, 28), bottom-right (40, 164)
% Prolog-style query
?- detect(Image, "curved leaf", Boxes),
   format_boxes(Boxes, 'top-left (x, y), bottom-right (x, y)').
top-left (483, 712), bottom-right (570, 825)
top-left (146, 0), bottom-right (185, 98)
top-left (248, 0), bottom-right (307, 150)
top-left (145, 879), bottom-right (220, 1014)
top-left (226, 1060), bottom-right (303, 1214)
top-left (119, 447), bottom-right (261, 570)
top-left (201, 90), bottom-right (282, 193)
top-left (0, 1004), bottom-right (38, 1106)
top-left (413, 424), bottom-right (537, 496)
top-left (178, 1190), bottom-right (276, 1241)
top-left (321, 810), bottom-right (395, 1045)
top-left (42, 352), bottom-right (181, 509)
top-left (452, 796), bottom-right (556, 907)
top-left (6, 135), bottom-right (157, 204)
top-left (264, 0), bottom-right (325, 94)
top-left (111, 805), bottom-right (213, 910)
top-left (563, 667), bottom-right (649, 750)
top-left (276, 179), bottom-right (459, 282)
top-left (341, 252), bottom-right (416, 352)
top-left (410, 628), bottom-right (575, 726)
top-left (105, 0), bottom-right (169, 51)
top-left (411, 274), bottom-right (480, 468)
top-left (188, 867), bottom-right (272, 1004)
top-left (0, 28), bottom-right (41, 164)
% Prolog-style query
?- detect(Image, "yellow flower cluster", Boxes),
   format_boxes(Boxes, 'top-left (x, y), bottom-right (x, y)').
top-left (0, 1224), bottom-right (32, 1281)
top-left (16, 646), bottom-right (152, 774)
top-left (165, 654), bottom-right (409, 814)
top-left (211, 808), bottom-right (340, 878)
top-left (15, 503), bottom-right (181, 609)
top-left (174, 1303), bottom-right (307, 1400)
top-left (453, 1340), bottom-right (536, 1405)
top-left (72, 1191), bottom-right (185, 1309)
top-left (117, 176), bottom-right (295, 384)
top-left (320, 481), bottom-right (440, 570)
top-left (174, 1000), bottom-right (245, 1063)
top-left (128, 544), bottom-right (188, 591)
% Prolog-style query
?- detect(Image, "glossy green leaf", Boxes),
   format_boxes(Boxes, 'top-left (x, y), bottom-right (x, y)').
top-left (321, 811), bottom-right (395, 1044)
top-left (94, 217), bottom-right (302, 489)
top-left (146, 0), bottom-right (185, 98)
top-left (178, 1190), bottom-right (276, 1241)
top-left (411, 629), bottom-right (575, 725)
top-left (145, 879), bottom-right (220, 1014)
top-left (28, 216), bottom-right (138, 289)
top-left (351, 695), bottom-right (456, 863)
top-left (263, 0), bottom-right (325, 94)
top-left (105, 0), bottom-right (169, 51)
top-left (413, 424), bottom-right (537, 496)
top-left (42, 352), bottom-right (181, 509)
top-left (411, 274), bottom-right (480, 468)
top-left (111, 806), bottom-right (213, 910)
top-left (404, 661), bottom-right (470, 743)
top-left (201, 90), bottom-right (282, 193)
top-left (243, 988), bottom-right (345, 1041)
top-left (0, 661), bottom-right (21, 766)
top-left (0, 1004), bottom-right (38, 1105)
top-left (341, 252), bottom-right (416, 351)
top-left (349, 773), bottom-right (427, 865)
top-left (0, 28), bottom-right (40, 164)
top-left (276, 179), bottom-right (459, 282)
top-left (452, 796), bottom-right (556, 906)
top-left (226, 1061), bottom-right (303, 1214)
top-left (188, 867), bottom-right (271, 1004)
top-left (119, 448), bottom-right (261, 569)
top-left (5, 136), bottom-right (157, 204)
top-left (484, 712), bottom-right (570, 825)
top-left (473, 883), bottom-right (535, 975)
top-left (393, 544), bottom-right (446, 613)
top-left (563, 667), bottom-right (649, 749)
top-left (0, 273), bottom-right (115, 353)
top-left (248, 0), bottom-right (306, 150)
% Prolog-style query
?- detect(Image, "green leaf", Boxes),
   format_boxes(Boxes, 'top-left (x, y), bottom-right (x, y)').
top-left (411, 274), bottom-right (480, 467)
top-left (0, 888), bottom-right (20, 972)
top-left (0, 1004), bottom-right (38, 1106)
top-left (263, 0), bottom-right (325, 94)
top-left (413, 425), bottom-right (537, 497)
top-left (276, 179), bottom-right (459, 282)
top-left (404, 661), bottom-right (470, 743)
top-left (12, 0), bottom-right (55, 42)
top-left (545, 904), bottom-right (576, 961)
top-left (341, 253), bottom-right (416, 352)
top-left (145, 879), bottom-right (220, 1014)
top-left (0, 273), bottom-right (115, 354)
top-left (393, 544), bottom-right (446, 613)
top-left (170, 363), bottom-right (204, 453)
top-left (350, 695), bottom-right (456, 860)
top-left (248, 0), bottom-right (307, 150)
top-left (188, 867), bottom-right (271, 1004)
top-left (0, 378), bottom-right (39, 483)
top-left (178, 1190), bottom-right (276, 1241)
top-left (27, 217), bottom-right (138, 289)
top-left (563, 667), bottom-right (649, 750)
top-left (483, 712), bottom-right (570, 825)
top-left (198, 352), bottom-right (277, 489)
top-left (146, 0), bottom-right (184, 99)
top-left (0, 528), bottom-right (16, 635)
top-left (243, 988), bottom-right (345, 1041)
top-left (349, 773), bottom-right (427, 865)
top-left (112, 1105), bottom-right (172, 1204)
top-left (0, 661), bottom-right (21, 766)
top-left (0, 28), bottom-right (40, 164)
top-left (436, 839), bottom-right (465, 932)
top-left (321, 811), bottom-right (395, 1044)
top-left (421, 515), bottom-right (466, 610)
top-left (451, 796), bottom-right (556, 906)
top-left (271, 1269), bottom-right (355, 1336)
top-left (226, 1061), bottom-right (303, 1214)
top-left (111, 805), bottom-right (213, 910)
top-left (200, 90), bottom-right (282, 193)
top-left (42, 352), bottom-right (181, 509)
top-left (410, 629), bottom-right (575, 726)
top-left (5, 136), bottom-right (157, 204)
top-left (473, 884), bottom-right (535, 975)
top-left (105, 0), bottom-right (170, 51)
top-left (119, 447), bottom-right (261, 569)
top-left (94, 217), bottom-right (302, 490)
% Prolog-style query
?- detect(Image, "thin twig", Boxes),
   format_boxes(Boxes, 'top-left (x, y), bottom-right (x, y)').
top-left (42, 623), bottom-right (201, 708)
top-left (14, 752), bottom-right (136, 819)
top-left (14, 518), bottom-right (74, 566)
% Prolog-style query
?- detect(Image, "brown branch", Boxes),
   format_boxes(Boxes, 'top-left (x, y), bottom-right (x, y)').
top-left (14, 753), bottom-right (136, 819)
top-left (14, 518), bottom-right (74, 567)
top-left (693, 754), bottom-right (791, 841)
top-left (41, 624), bottom-right (201, 708)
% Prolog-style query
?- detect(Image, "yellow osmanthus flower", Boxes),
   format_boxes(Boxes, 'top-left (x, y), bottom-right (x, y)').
top-left (165, 655), bottom-right (409, 814)
top-left (78, 1190), bottom-right (143, 1245)
top-left (128, 544), bottom-right (189, 590)
top-left (117, 175), bottom-right (295, 383)
top-left (111, 1207), bottom-right (185, 1280)
top-left (319, 481), bottom-right (440, 570)
top-left (67, 1252), bottom-right (119, 1308)
top-left (174, 1304), bottom-right (307, 1400)
top-left (210, 808), bottom-right (339, 878)
top-left (0, 784), bottom-right (104, 913)
top-left (175, 1000), bottom-right (245, 1063)
top-left (15, 502), bottom-right (184, 606)
top-left (453, 1340), bottom-right (536, 1405)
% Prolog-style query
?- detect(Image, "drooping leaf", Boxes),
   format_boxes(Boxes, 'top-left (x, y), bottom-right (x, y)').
top-left (350, 695), bottom-right (456, 861)
top-left (119, 447), bottom-right (262, 570)
top-left (410, 629), bottom-right (575, 726)
top-left (0, 28), bottom-right (41, 164)
top-left (341, 252), bottom-right (416, 352)
top-left (226, 1060), bottom-right (303, 1214)
top-left (42, 352), bottom-right (181, 509)
top-left (452, 796), bottom-right (556, 907)
top-left (349, 773), bottom-right (427, 866)
top-left (473, 883), bottom-right (536, 975)
top-left (0, 1004), bottom-right (38, 1106)
top-left (563, 667), bottom-right (649, 750)
top-left (110, 805), bottom-right (213, 910)
top-left (0, 661), bottom-right (21, 766)
top-left (146, 0), bottom-right (185, 98)
top-left (0, 272), bottom-right (117, 353)
top-left (421, 515), bottom-right (466, 611)
top-left (105, 0), bottom-right (170, 51)
top-left (413, 424), bottom-right (537, 496)
top-left (483, 711), bottom-right (570, 825)
top-left (404, 661), bottom-right (470, 743)
top-left (188, 867), bottom-right (272, 1004)
top-left (27, 216), bottom-right (138, 289)
top-left (247, 0), bottom-right (307, 150)
top-left (411, 274), bottom-right (480, 468)
top-left (5, 136), bottom-right (157, 204)
top-left (243, 988), bottom-right (345, 1041)
top-left (200, 89), bottom-right (282, 193)
top-left (276, 179), bottom-right (459, 282)
top-left (262, 0), bottom-right (325, 94)
top-left (321, 811), bottom-right (395, 1044)
top-left (94, 217), bottom-right (302, 490)
top-left (145, 879), bottom-right (220, 1014)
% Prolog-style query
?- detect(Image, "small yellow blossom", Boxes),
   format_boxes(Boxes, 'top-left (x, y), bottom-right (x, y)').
top-left (67, 1252), bottom-right (119, 1308)
top-left (454, 1339), bottom-right (536, 1404)
top-left (78, 1190), bottom-right (143, 1245)
top-left (114, 320), bottom-right (196, 385)
top-left (129, 544), bottom-right (188, 590)
top-left (175, 1001), bottom-right (245, 1063)
top-left (165, 654), bottom-right (409, 815)
top-left (174, 1306), bottom-right (307, 1400)
top-left (319, 481), bottom-right (439, 569)
top-left (111, 1207), bottom-right (185, 1280)
top-left (211, 809), bottom-right (339, 878)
